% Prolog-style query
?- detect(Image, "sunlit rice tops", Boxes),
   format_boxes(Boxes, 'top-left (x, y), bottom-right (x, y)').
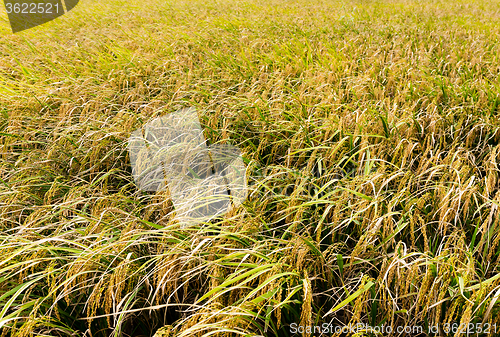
top-left (0, 0), bottom-right (500, 336)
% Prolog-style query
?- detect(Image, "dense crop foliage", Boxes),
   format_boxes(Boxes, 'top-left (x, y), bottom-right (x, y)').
top-left (1, 0), bottom-right (500, 336)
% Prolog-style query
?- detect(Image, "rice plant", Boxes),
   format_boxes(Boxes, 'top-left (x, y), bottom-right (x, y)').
top-left (1, 0), bottom-right (500, 336)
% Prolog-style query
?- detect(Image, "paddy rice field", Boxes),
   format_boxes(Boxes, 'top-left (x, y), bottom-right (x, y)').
top-left (1, 0), bottom-right (500, 336)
